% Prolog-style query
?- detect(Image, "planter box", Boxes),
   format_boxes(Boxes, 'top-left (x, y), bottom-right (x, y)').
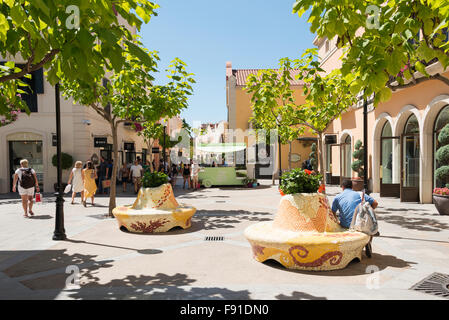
top-left (433, 194), bottom-right (449, 215)
top-left (351, 179), bottom-right (364, 191)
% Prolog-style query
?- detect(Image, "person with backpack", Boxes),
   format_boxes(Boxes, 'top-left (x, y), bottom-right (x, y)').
top-left (12, 159), bottom-right (40, 218)
top-left (331, 179), bottom-right (379, 257)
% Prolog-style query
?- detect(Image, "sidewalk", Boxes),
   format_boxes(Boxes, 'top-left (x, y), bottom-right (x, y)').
top-left (0, 180), bottom-right (448, 300)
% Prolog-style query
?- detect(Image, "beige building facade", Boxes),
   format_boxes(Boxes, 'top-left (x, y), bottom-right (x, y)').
top-left (226, 62), bottom-right (317, 179)
top-left (315, 37), bottom-right (449, 204)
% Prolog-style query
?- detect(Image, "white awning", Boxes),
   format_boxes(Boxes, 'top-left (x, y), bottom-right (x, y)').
top-left (196, 143), bottom-right (246, 153)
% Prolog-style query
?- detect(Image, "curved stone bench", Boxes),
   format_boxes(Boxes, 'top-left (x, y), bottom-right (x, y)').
top-left (244, 193), bottom-right (370, 271)
top-left (112, 183), bottom-right (196, 233)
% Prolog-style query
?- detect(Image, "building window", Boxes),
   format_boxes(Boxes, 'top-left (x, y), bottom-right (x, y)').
top-left (434, 105), bottom-right (449, 188)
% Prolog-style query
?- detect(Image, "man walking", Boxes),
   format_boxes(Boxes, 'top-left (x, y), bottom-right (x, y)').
top-left (130, 160), bottom-right (143, 194)
top-left (12, 159), bottom-right (40, 218)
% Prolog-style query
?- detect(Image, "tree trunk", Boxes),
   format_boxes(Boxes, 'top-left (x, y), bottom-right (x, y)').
top-left (147, 140), bottom-right (154, 172)
top-left (108, 122), bottom-right (119, 217)
top-left (288, 141), bottom-right (292, 170)
top-left (317, 132), bottom-right (326, 194)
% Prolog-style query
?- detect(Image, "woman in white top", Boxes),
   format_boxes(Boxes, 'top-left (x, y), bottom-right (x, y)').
top-left (12, 159), bottom-right (40, 218)
top-left (67, 161), bottom-right (85, 204)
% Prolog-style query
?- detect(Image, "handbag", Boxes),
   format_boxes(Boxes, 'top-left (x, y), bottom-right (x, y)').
top-left (349, 190), bottom-right (378, 235)
top-left (64, 184), bottom-right (72, 194)
top-left (102, 179), bottom-right (111, 188)
top-left (35, 192), bottom-right (42, 203)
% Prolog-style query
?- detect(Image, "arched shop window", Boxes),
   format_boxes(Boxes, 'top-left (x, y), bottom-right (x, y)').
top-left (434, 105), bottom-right (449, 188)
top-left (381, 122), bottom-right (394, 184)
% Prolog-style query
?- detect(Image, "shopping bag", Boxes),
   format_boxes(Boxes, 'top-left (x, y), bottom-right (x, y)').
top-left (349, 190), bottom-right (378, 235)
top-left (64, 184), bottom-right (72, 194)
top-left (102, 179), bottom-right (111, 188)
top-left (35, 192), bottom-right (42, 203)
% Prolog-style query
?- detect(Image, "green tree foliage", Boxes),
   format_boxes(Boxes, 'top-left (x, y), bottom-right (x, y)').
top-left (0, 0), bottom-right (158, 113)
top-left (60, 41), bottom-right (194, 216)
top-left (292, 0), bottom-right (449, 104)
top-left (245, 49), bottom-right (356, 185)
top-left (351, 140), bottom-right (364, 178)
top-left (436, 123), bottom-right (449, 186)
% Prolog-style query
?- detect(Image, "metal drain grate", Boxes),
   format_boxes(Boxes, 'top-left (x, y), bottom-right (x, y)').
top-left (410, 273), bottom-right (449, 299)
top-left (204, 236), bottom-right (224, 241)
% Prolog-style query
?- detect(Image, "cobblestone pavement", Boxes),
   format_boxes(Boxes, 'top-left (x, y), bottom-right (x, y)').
top-left (0, 179), bottom-right (448, 300)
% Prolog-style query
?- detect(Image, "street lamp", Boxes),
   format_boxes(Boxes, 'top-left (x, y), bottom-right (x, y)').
top-left (53, 83), bottom-right (66, 240)
top-left (162, 119), bottom-right (167, 174)
top-left (363, 94), bottom-right (369, 193)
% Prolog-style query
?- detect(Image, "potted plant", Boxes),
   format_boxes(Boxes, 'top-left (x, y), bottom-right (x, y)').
top-left (433, 123), bottom-right (449, 215)
top-left (141, 171), bottom-right (169, 188)
top-left (52, 152), bottom-right (73, 191)
top-left (351, 140), bottom-right (364, 191)
top-left (279, 168), bottom-right (322, 195)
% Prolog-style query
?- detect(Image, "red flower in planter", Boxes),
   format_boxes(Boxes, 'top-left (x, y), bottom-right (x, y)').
top-left (279, 189), bottom-right (285, 196)
top-left (318, 184), bottom-right (325, 193)
top-left (434, 187), bottom-right (449, 196)
top-left (304, 169), bottom-right (312, 175)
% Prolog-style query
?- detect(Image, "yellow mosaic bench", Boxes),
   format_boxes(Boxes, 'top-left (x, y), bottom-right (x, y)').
top-left (244, 193), bottom-right (370, 271)
top-left (112, 183), bottom-right (196, 233)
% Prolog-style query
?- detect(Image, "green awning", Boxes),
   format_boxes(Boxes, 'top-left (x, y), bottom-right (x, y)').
top-left (197, 143), bottom-right (246, 153)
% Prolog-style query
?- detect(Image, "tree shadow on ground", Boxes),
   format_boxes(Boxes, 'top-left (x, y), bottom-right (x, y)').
top-left (63, 273), bottom-right (251, 300)
top-left (275, 291), bottom-right (327, 300)
top-left (118, 209), bottom-right (273, 236)
top-left (193, 209), bottom-right (272, 230)
top-left (262, 251), bottom-right (416, 277)
top-left (376, 212), bottom-right (449, 232)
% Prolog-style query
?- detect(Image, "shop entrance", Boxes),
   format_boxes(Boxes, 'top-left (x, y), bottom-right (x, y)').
top-left (9, 140), bottom-right (44, 192)
top-left (400, 114), bottom-right (420, 202)
top-left (380, 121), bottom-right (400, 197)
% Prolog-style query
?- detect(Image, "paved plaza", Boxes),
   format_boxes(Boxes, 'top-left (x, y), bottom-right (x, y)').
top-left (0, 180), bottom-right (448, 300)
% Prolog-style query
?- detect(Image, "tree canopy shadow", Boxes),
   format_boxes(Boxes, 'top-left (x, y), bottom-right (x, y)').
top-left (376, 212), bottom-right (449, 232)
top-left (64, 273), bottom-right (251, 300)
top-left (193, 209), bottom-right (272, 230)
top-left (275, 291), bottom-right (327, 300)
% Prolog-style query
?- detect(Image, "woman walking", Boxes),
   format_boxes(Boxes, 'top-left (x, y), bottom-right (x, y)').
top-left (12, 159), bottom-right (40, 218)
top-left (182, 163), bottom-right (191, 189)
top-left (82, 161), bottom-right (97, 207)
top-left (67, 161), bottom-right (85, 204)
top-left (119, 162), bottom-right (130, 192)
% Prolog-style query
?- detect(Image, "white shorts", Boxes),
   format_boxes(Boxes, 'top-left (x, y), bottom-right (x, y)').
top-left (18, 186), bottom-right (35, 196)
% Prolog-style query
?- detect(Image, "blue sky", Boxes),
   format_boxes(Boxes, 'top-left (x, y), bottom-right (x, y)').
top-left (139, 0), bottom-right (315, 126)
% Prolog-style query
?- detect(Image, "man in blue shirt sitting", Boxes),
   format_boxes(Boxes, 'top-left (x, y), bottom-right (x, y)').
top-left (331, 179), bottom-right (378, 257)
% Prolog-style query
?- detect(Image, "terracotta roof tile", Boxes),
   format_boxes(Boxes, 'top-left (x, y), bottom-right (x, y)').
top-left (232, 69), bottom-right (304, 86)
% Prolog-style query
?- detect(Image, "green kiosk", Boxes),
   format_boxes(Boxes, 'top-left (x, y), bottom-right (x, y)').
top-left (197, 143), bottom-right (247, 187)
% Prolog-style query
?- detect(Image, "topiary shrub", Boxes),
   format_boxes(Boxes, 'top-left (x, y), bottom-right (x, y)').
top-left (351, 140), bottom-right (364, 178)
top-left (435, 123), bottom-right (449, 188)
top-left (280, 168), bottom-right (322, 194)
top-left (52, 152), bottom-right (74, 170)
top-left (142, 171), bottom-right (169, 188)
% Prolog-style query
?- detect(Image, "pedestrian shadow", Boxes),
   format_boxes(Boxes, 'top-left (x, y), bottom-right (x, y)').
top-left (262, 252), bottom-right (416, 276)
top-left (275, 291), bottom-right (327, 300)
top-left (63, 273), bottom-right (252, 300)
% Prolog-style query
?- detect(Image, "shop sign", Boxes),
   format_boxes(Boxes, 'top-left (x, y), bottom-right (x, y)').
top-left (94, 137), bottom-right (107, 148)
